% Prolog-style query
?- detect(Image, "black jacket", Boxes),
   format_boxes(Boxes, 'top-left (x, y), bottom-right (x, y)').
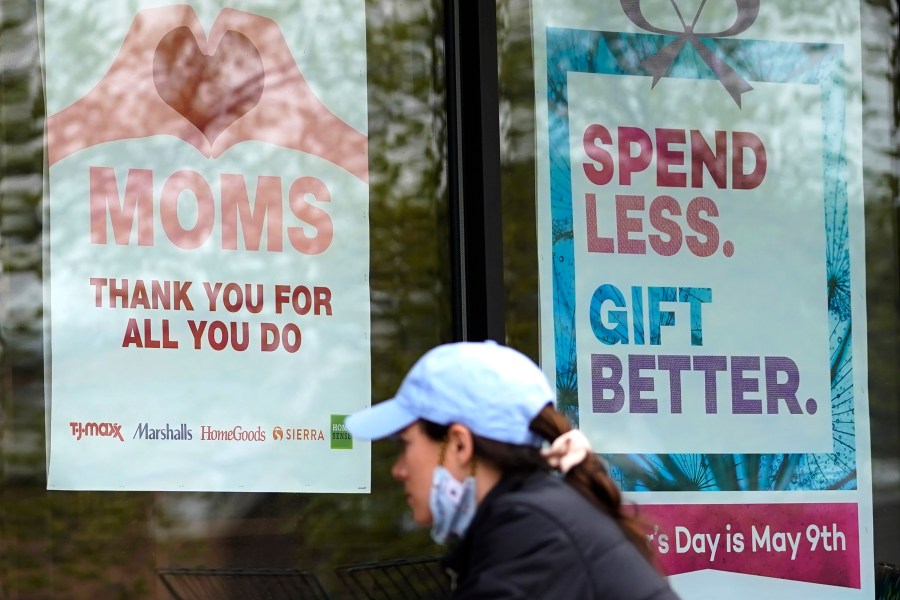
top-left (443, 470), bottom-right (679, 599)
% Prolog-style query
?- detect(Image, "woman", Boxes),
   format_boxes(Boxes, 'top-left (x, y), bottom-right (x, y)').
top-left (347, 340), bottom-right (679, 599)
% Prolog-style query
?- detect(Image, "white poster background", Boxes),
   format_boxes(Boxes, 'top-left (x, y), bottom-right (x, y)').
top-left (569, 73), bottom-right (831, 454)
top-left (43, 0), bottom-right (372, 492)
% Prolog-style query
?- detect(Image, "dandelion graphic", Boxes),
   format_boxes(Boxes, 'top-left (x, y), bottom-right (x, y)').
top-left (826, 204), bottom-right (852, 320)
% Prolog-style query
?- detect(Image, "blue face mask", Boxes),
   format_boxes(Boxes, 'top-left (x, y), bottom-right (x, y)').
top-left (429, 466), bottom-right (477, 544)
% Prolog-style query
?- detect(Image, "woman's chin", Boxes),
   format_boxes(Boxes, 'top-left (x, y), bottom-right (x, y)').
top-left (411, 510), bottom-right (433, 527)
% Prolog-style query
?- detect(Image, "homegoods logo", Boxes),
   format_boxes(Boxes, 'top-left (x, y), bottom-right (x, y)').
top-left (69, 421), bottom-right (124, 442)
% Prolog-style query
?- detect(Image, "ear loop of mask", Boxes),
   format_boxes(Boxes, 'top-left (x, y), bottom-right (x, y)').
top-left (429, 430), bottom-right (479, 544)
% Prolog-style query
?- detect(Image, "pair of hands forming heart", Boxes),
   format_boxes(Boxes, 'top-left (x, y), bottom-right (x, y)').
top-left (47, 6), bottom-right (368, 183)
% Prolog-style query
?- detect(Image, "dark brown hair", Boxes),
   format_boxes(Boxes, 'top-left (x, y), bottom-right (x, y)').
top-left (421, 404), bottom-right (655, 563)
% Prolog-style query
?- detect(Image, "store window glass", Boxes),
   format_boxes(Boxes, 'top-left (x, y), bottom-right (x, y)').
top-left (1, 0), bottom-right (450, 597)
top-left (498, 0), bottom-right (898, 596)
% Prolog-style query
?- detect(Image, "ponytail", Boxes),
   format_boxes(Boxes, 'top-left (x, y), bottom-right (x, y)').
top-left (528, 404), bottom-right (655, 562)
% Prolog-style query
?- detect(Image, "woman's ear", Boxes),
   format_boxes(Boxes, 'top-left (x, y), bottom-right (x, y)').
top-left (445, 423), bottom-right (474, 472)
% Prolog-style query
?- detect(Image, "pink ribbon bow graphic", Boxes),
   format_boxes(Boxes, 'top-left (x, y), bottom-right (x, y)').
top-left (620, 0), bottom-right (759, 107)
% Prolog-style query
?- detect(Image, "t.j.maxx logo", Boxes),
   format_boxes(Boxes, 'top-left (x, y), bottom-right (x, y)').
top-left (69, 421), bottom-right (124, 442)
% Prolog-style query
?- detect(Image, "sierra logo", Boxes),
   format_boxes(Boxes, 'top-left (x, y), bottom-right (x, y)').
top-left (69, 421), bottom-right (124, 442)
top-left (133, 423), bottom-right (193, 441)
top-left (271, 426), bottom-right (325, 441)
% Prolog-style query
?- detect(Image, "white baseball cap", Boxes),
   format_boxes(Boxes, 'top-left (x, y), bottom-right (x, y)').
top-left (346, 341), bottom-right (553, 446)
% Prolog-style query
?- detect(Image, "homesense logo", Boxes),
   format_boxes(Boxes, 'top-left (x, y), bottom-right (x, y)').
top-left (133, 423), bottom-right (193, 440)
top-left (69, 421), bottom-right (124, 441)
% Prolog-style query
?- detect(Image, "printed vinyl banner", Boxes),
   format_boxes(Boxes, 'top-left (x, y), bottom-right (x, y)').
top-left (532, 0), bottom-right (874, 597)
top-left (43, 1), bottom-right (371, 492)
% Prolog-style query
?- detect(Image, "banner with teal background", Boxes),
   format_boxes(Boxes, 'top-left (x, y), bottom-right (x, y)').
top-left (533, 0), bottom-right (873, 596)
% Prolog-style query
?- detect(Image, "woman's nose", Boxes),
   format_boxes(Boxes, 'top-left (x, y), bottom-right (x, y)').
top-left (391, 456), bottom-right (406, 481)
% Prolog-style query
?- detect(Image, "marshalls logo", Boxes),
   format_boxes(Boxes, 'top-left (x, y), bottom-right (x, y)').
top-left (133, 422), bottom-right (193, 441)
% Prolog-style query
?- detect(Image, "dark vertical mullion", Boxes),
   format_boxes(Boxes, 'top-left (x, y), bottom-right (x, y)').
top-left (444, 0), bottom-right (506, 342)
top-left (444, 0), bottom-right (467, 341)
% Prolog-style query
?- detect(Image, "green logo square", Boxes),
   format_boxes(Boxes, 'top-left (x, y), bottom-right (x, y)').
top-left (330, 414), bottom-right (352, 450)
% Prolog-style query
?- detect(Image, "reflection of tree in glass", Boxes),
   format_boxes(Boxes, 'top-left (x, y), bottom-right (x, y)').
top-left (2, 0), bottom-right (451, 595)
